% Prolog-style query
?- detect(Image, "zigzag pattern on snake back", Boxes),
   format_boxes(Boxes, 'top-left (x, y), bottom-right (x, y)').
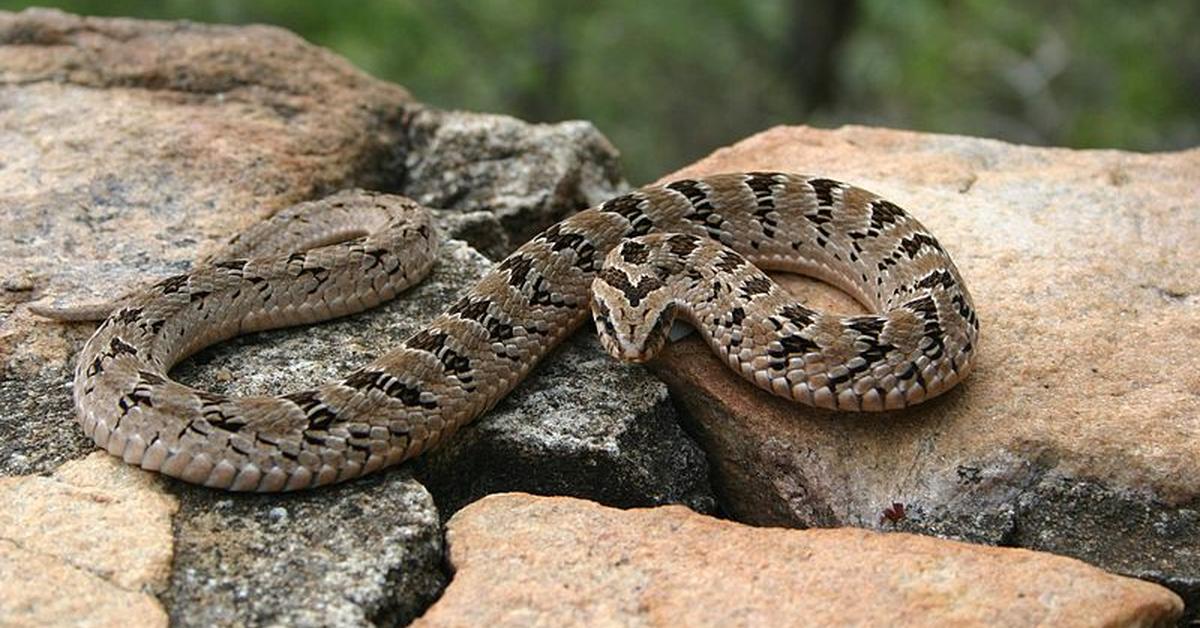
top-left (42, 173), bottom-right (979, 492)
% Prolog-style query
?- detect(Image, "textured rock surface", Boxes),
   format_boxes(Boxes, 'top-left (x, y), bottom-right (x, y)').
top-left (0, 8), bottom-right (709, 626)
top-left (165, 473), bottom-right (444, 627)
top-left (649, 125), bottom-right (1200, 615)
top-left (401, 108), bottom-right (626, 248)
top-left (154, 234), bottom-right (469, 627)
top-left (0, 453), bottom-right (176, 627)
top-left (0, 6), bottom-right (417, 479)
top-left (414, 335), bottom-right (715, 518)
top-left (417, 493), bottom-right (1184, 627)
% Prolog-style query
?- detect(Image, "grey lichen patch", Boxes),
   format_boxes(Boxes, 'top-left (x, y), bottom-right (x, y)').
top-left (164, 471), bottom-right (444, 628)
top-left (399, 108), bottom-right (627, 248)
top-left (0, 365), bottom-right (91, 478)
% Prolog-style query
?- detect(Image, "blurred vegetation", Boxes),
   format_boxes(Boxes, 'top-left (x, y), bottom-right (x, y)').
top-left (3, 1), bottom-right (1197, 183)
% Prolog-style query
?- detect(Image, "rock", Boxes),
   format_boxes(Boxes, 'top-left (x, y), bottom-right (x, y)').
top-left (164, 472), bottom-right (445, 627)
top-left (413, 334), bottom-right (716, 518)
top-left (161, 208), bottom-right (711, 622)
top-left (647, 125), bottom-right (1200, 616)
top-left (430, 209), bottom-right (512, 260)
top-left (0, 453), bottom-right (176, 627)
top-left (400, 108), bottom-right (626, 248)
top-left (1, 6), bottom-right (418, 481)
top-left (0, 9), bottom-right (710, 624)
top-left (416, 493), bottom-right (1184, 627)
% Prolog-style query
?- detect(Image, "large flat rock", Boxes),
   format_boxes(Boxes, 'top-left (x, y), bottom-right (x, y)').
top-left (0, 9), bottom-right (709, 625)
top-left (648, 125), bottom-right (1200, 614)
top-left (417, 493), bottom-right (1183, 626)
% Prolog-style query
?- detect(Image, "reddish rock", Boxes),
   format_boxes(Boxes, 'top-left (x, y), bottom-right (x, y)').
top-left (647, 125), bottom-right (1200, 611)
top-left (416, 493), bottom-right (1183, 627)
top-left (0, 453), bottom-right (176, 627)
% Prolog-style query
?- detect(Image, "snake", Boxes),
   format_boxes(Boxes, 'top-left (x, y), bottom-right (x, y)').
top-left (33, 173), bottom-right (979, 492)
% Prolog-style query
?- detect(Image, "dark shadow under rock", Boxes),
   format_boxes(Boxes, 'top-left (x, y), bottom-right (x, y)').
top-left (430, 209), bottom-right (512, 260)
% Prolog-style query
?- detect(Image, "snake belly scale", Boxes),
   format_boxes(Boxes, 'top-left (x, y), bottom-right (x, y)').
top-left (49, 173), bottom-right (979, 492)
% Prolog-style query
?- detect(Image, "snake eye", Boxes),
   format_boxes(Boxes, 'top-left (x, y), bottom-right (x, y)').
top-left (590, 297), bottom-right (613, 333)
top-left (647, 303), bottom-right (677, 344)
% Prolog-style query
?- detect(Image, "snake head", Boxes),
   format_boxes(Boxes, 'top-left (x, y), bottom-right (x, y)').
top-left (591, 244), bottom-right (680, 363)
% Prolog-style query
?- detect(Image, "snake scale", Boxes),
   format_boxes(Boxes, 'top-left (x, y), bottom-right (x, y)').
top-left (38, 173), bottom-right (979, 492)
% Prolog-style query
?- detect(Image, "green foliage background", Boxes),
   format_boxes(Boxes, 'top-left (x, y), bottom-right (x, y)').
top-left (4, 1), bottom-right (1197, 183)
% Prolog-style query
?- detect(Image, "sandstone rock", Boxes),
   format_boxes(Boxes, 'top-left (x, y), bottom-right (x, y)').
top-left (417, 493), bottom-right (1183, 627)
top-left (0, 453), bottom-right (176, 627)
top-left (0, 6), bottom-right (418, 480)
top-left (647, 125), bottom-right (1200, 615)
top-left (0, 9), bottom-right (709, 624)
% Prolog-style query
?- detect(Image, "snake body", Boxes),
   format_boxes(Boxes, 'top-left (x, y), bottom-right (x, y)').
top-left (50, 173), bottom-right (978, 491)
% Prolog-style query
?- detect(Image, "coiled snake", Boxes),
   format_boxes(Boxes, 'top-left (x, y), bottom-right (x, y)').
top-left (35, 173), bottom-right (979, 492)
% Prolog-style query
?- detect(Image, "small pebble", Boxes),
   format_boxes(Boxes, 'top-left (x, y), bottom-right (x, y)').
top-left (2, 275), bottom-right (35, 292)
top-left (267, 506), bottom-right (289, 524)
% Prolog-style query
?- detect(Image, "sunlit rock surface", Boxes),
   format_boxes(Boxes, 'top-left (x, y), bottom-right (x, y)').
top-left (417, 493), bottom-right (1183, 627)
top-left (650, 124), bottom-right (1200, 617)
